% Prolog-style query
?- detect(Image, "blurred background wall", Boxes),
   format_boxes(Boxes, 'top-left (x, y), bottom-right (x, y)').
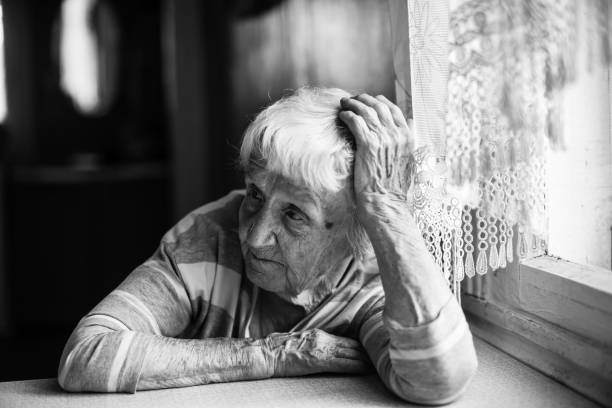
top-left (0, 0), bottom-right (393, 381)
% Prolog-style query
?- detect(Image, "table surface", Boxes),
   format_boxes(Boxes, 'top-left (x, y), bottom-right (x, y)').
top-left (0, 337), bottom-right (601, 408)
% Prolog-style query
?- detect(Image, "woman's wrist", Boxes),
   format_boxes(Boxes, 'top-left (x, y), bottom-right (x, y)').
top-left (355, 192), bottom-right (414, 232)
top-left (255, 337), bottom-right (277, 378)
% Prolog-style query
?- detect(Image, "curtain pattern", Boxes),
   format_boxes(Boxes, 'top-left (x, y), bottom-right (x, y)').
top-left (390, 0), bottom-right (465, 297)
top-left (392, 0), bottom-right (611, 295)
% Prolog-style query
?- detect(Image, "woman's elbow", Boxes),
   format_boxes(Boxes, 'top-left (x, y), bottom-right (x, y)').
top-left (57, 348), bottom-right (81, 392)
top-left (57, 331), bottom-right (114, 393)
top-left (57, 344), bottom-right (92, 392)
top-left (422, 353), bottom-right (478, 405)
top-left (57, 347), bottom-right (115, 393)
top-left (57, 365), bottom-right (79, 392)
top-left (390, 346), bottom-right (479, 405)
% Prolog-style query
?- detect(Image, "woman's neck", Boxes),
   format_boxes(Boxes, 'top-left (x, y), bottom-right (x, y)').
top-left (273, 255), bottom-right (354, 314)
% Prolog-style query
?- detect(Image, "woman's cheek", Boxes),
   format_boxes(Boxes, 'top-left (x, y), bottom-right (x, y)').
top-left (238, 203), bottom-right (257, 243)
top-left (279, 235), bottom-right (311, 288)
top-left (281, 218), bottom-right (309, 238)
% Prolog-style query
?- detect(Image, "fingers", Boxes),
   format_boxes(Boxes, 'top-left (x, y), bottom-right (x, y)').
top-left (338, 110), bottom-right (370, 148)
top-left (314, 331), bottom-right (369, 362)
top-left (312, 329), bottom-right (362, 350)
top-left (323, 332), bottom-right (363, 350)
top-left (326, 357), bottom-right (373, 375)
top-left (354, 94), bottom-right (395, 127)
top-left (374, 94), bottom-right (409, 128)
top-left (331, 335), bottom-right (362, 349)
top-left (333, 345), bottom-right (368, 361)
top-left (340, 93), bottom-right (403, 127)
top-left (341, 96), bottom-right (380, 125)
top-left (339, 93), bottom-right (409, 143)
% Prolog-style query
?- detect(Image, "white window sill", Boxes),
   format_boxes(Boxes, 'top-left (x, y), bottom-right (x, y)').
top-left (462, 255), bottom-right (612, 407)
top-left (519, 256), bottom-right (612, 344)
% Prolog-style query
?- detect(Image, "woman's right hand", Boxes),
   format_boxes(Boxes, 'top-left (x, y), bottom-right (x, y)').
top-left (262, 329), bottom-right (372, 377)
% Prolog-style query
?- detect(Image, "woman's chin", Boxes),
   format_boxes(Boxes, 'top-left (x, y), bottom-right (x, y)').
top-left (245, 264), bottom-right (283, 292)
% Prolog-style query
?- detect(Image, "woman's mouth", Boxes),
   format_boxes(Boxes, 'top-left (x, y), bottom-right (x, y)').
top-left (247, 250), bottom-right (285, 267)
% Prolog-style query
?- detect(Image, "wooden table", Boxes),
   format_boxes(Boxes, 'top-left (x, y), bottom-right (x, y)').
top-left (0, 338), bottom-right (600, 408)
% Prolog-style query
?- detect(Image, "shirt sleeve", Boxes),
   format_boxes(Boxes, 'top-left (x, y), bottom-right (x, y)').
top-left (359, 293), bottom-right (478, 404)
top-left (57, 240), bottom-right (194, 392)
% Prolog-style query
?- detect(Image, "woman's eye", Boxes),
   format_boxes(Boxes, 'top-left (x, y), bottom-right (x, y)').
top-left (247, 186), bottom-right (263, 202)
top-left (285, 208), bottom-right (305, 222)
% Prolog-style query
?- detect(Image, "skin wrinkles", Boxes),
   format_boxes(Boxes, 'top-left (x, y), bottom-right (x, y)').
top-left (238, 169), bottom-right (353, 311)
top-left (246, 162), bottom-right (323, 211)
top-left (248, 245), bottom-right (285, 266)
top-left (59, 91), bottom-right (474, 401)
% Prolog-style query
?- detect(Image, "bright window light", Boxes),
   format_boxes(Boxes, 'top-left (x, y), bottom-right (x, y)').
top-left (59, 0), bottom-right (100, 115)
top-left (546, 41), bottom-right (612, 270)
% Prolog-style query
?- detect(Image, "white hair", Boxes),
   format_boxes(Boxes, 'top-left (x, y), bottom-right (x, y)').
top-left (240, 87), bottom-right (353, 192)
top-left (239, 86), bottom-right (372, 260)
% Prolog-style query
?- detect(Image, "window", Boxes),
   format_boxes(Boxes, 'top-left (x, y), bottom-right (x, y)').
top-left (546, 60), bottom-right (612, 270)
top-left (463, 55), bottom-right (612, 404)
top-left (58, 0), bottom-right (119, 116)
top-left (386, 1), bottom-right (612, 405)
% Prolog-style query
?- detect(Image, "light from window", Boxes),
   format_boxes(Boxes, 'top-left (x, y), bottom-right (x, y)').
top-left (546, 33), bottom-right (612, 270)
top-left (58, 0), bottom-right (118, 116)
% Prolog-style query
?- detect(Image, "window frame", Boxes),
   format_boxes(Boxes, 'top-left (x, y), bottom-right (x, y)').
top-left (462, 61), bottom-right (612, 407)
top-left (462, 255), bottom-right (612, 407)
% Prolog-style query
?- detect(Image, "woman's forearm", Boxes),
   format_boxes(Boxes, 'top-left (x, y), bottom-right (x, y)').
top-left (58, 327), bottom-right (272, 393)
top-left (358, 195), bottom-right (477, 404)
top-left (341, 93), bottom-right (477, 403)
top-left (358, 194), bottom-right (452, 326)
top-left (137, 335), bottom-right (271, 390)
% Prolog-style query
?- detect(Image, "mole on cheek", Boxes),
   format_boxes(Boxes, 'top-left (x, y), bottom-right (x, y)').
top-left (324, 221), bottom-right (334, 230)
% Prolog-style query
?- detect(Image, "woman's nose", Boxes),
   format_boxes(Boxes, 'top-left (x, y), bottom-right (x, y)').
top-left (247, 210), bottom-right (277, 248)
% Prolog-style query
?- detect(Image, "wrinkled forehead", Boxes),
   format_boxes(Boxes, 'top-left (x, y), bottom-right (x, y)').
top-left (246, 165), bottom-right (318, 202)
top-left (244, 151), bottom-right (321, 199)
top-left (245, 165), bottom-right (353, 218)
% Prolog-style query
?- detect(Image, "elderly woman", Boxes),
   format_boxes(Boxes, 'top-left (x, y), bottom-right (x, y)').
top-left (58, 88), bottom-right (477, 404)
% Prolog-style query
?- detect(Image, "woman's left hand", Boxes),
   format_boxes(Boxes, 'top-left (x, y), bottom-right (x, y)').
top-left (339, 93), bottom-right (415, 217)
top-left (339, 94), bottom-right (452, 329)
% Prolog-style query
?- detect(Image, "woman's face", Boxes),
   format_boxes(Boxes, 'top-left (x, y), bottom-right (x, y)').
top-left (238, 167), bottom-right (354, 303)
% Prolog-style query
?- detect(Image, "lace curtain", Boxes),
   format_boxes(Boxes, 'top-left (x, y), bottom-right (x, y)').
top-left (390, 0), bottom-right (611, 298)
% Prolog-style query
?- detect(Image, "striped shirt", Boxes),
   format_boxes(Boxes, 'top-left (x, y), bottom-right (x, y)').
top-left (58, 190), bottom-right (476, 403)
